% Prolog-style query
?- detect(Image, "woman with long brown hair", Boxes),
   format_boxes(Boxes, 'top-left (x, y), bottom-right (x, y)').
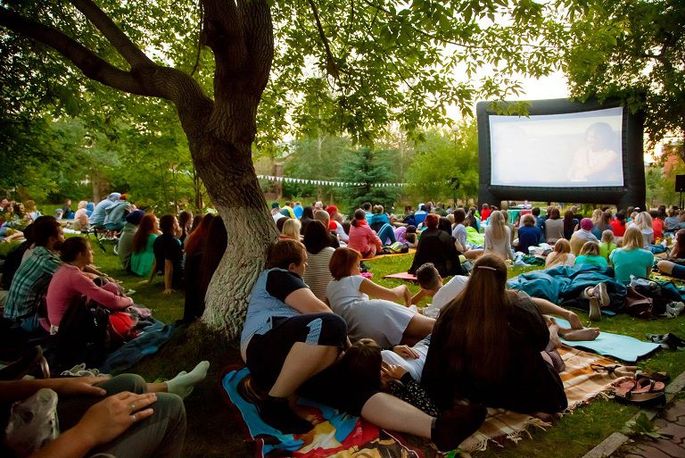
top-left (130, 213), bottom-right (158, 277)
top-left (422, 254), bottom-right (567, 415)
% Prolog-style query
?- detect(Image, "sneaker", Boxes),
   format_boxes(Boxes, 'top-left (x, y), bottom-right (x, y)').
top-left (591, 283), bottom-right (610, 307)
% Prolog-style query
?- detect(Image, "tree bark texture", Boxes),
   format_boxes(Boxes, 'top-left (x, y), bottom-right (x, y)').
top-left (0, 0), bottom-right (277, 339)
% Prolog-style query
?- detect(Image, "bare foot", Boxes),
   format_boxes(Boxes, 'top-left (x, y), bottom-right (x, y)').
top-left (560, 327), bottom-right (600, 341)
top-left (547, 319), bottom-right (562, 348)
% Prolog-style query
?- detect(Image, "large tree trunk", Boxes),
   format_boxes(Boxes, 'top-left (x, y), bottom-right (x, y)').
top-left (192, 136), bottom-right (277, 339)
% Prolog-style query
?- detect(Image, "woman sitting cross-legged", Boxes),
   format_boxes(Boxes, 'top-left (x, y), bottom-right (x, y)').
top-left (327, 247), bottom-right (435, 347)
top-left (422, 254), bottom-right (568, 417)
top-left (46, 237), bottom-right (133, 333)
top-left (610, 226), bottom-right (654, 283)
top-left (238, 239), bottom-right (485, 451)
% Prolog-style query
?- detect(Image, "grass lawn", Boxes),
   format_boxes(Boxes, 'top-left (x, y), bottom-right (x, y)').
top-left (91, 246), bottom-right (685, 457)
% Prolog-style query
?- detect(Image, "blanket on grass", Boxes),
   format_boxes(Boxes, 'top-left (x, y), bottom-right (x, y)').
top-left (99, 318), bottom-right (174, 373)
top-left (363, 248), bottom-right (416, 261)
top-left (507, 265), bottom-right (627, 312)
top-left (554, 318), bottom-right (660, 362)
top-left (221, 348), bottom-right (619, 456)
top-left (382, 272), bottom-right (418, 282)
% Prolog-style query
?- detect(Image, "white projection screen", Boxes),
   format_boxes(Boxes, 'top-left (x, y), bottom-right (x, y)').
top-left (489, 107), bottom-right (624, 188)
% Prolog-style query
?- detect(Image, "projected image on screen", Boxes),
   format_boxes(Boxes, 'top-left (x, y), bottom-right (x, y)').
top-left (489, 107), bottom-right (624, 187)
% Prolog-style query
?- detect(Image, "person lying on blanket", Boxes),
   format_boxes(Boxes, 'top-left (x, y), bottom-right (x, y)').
top-left (422, 255), bottom-right (568, 419)
top-left (238, 239), bottom-right (485, 452)
top-left (1, 364), bottom-right (209, 457)
top-left (414, 262), bottom-right (600, 344)
top-left (326, 247), bottom-right (435, 347)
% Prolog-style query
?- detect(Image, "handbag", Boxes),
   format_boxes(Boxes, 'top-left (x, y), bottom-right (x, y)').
top-left (623, 286), bottom-right (653, 319)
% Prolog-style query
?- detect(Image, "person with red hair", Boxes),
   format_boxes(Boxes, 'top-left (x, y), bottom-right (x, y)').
top-left (324, 205), bottom-right (349, 242)
top-left (408, 214), bottom-right (464, 277)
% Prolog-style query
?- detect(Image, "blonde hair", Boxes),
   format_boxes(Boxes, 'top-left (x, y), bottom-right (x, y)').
top-left (580, 241), bottom-right (600, 256)
top-left (77, 200), bottom-right (88, 209)
top-left (521, 214), bottom-right (535, 226)
top-left (281, 218), bottom-right (302, 240)
top-left (488, 210), bottom-right (506, 240)
top-left (314, 209), bottom-right (330, 226)
top-left (635, 211), bottom-right (653, 231)
top-left (591, 209), bottom-right (603, 225)
top-left (622, 226), bottom-right (644, 250)
top-left (601, 229), bottom-right (614, 244)
top-left (554, 238), bottom-right (571, 254)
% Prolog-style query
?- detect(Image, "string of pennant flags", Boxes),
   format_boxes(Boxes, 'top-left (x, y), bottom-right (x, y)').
top-left (256, 174), bottom-right (409, 188)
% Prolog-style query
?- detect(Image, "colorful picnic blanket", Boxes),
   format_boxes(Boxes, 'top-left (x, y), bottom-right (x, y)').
top-left (221, 347), bottom-right (620, 456)
top-left (382, 272), bottom-right (419, 282)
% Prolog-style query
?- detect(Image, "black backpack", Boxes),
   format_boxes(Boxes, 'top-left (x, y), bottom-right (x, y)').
top-left (55, 296), bottom-right (111, 369)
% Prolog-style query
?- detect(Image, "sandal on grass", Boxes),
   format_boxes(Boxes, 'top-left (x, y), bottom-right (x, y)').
top-left (590, 364), bottom-right (638, 378)
top-left (611, 377), bottom-right (666, 408)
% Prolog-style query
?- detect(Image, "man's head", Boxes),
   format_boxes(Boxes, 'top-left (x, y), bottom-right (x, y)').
top-left (32, 216), bottom-right (64, 250)
top-left (416, 263), bottom-right (442, 293)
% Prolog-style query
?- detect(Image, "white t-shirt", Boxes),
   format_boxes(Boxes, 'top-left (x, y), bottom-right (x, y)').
top-left (326, 275), bottom-right (368, 311)
top-left (431, 275), bottom-right (469, 310)
top-left (451, 224), bottom-right (467, 249)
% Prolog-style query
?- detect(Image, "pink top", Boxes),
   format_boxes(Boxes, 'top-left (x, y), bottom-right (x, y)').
top-left (348, 223), bottom-right (382, 256)
top-left (46, 264), bottom-right (132, 327)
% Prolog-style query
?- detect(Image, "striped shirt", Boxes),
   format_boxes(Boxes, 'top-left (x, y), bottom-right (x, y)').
top-left (3, 246), bottom-right (61, 320)
top-left (302, 247), bottom-right (335, 301)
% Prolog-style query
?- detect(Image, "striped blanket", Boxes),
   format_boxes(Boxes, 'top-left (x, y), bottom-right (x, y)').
top-left (222, 347), bottom-right (622, 457)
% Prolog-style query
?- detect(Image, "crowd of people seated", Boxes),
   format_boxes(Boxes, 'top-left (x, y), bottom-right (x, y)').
top-left (1, 194), bottom-right (684, 455)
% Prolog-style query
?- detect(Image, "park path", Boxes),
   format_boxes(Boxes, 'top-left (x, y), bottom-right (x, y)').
top-left (613, 399), bottom-right (685, 458)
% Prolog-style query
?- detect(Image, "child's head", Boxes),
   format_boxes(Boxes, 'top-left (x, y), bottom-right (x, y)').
top-left (580, 241), bottom-right (600, 256)
top-left (554, 238), bottom-right (571, 254)
top-left (340, 338), bottom-right (382, 391)
top-left (601, 229), bottom-right (614, 244)
top-left (416, 263), bottom-right (441, 292)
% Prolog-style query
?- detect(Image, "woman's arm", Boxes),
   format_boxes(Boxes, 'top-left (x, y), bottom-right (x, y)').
top-left (162, 260), bottom-right (174, 295)
top-left (284, 288), bottom-right (333, 314)
top-left (360, 278), bottom-right (410, 306)
top-left (531, 297), bottom-right (582, 329)
top-left (74, 274), bottom-right (133, 310)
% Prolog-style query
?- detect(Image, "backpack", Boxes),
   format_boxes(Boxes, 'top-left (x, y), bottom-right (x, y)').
top-left (54, 296), bottom-right (111, 369)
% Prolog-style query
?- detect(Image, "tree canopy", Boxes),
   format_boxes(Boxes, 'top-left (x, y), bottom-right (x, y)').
top-left (559, 0), bottom-right (685, 148)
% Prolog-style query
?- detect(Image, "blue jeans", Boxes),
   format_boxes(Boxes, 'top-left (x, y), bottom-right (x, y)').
top-left (376, 223), bottom-right (396, 245)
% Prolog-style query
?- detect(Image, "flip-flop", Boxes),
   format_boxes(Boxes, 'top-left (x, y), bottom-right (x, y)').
top-left (591, 364), bottom-right (638, 378)
top-left (611, 378), bottom-right (637, 397)
top-left (635, 374), bottom-right (666, 392)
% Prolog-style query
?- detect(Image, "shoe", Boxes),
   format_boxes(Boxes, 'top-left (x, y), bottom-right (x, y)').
top-left (237, 375), bottom-right (312, 434)
top-left (431, 403), bottom-right (486, 452)
top-left (588, 298), bottom-right (602, 321)
top-left (594, 283), bottom-right (610, 307)
top-left (647, 333), bottom-right (685, 350)
top-left (661, 301), bottom-right (684, 319)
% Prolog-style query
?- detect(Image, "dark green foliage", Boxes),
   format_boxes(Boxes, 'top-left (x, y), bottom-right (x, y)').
top-left (336, 147), bottom-right (401, 212)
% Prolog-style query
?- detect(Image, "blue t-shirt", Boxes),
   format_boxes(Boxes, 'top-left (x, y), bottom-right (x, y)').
top-left (574, 255), bottom-right (608, 269)
top-left (610, 248), bottom-right (654, 283)
top-left (517, 225), bottom-right (542, 253)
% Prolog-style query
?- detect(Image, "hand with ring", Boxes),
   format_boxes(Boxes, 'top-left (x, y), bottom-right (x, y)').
top-left (74, 391), bottom-right (157, 448)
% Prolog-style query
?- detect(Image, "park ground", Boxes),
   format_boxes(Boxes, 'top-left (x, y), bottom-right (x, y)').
top-left (91, 245), bottom-right (685, 457)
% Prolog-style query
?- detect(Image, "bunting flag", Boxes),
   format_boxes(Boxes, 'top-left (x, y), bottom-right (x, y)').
top-left (256, 174), bottom-right (408, 188)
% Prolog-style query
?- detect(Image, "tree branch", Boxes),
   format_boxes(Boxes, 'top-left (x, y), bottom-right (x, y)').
top-left (70, 0), bottom-right (153, 67)
top-left (0, 6), bottom-right (147, 96)
top-left (307, 0), bottom-right (340, 79)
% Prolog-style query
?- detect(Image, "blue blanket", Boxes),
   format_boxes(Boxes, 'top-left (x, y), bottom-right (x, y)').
top-left (99, 319), bottom-right (175, 373)
top-left (555, 318), bottom-right (660, 362)
top-left (508, 265), bottom-right (627, 311)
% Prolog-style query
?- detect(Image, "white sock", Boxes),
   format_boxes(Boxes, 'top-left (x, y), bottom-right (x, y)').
top-left (166, 361), bottom-right (210, 398)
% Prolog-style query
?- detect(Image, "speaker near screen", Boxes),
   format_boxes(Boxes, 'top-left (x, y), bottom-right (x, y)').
top-left (676, 175), bottom-right (685, 193)
top-left (477, 98), bottom-right (645, 209)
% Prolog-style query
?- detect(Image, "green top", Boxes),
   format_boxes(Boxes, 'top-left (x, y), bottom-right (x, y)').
top-left (574, 254), bottom-right (608, 269)
top-left (130, 233), bottom-right (158, 277)
top-left (599, 242), bottom-right (617, 263)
